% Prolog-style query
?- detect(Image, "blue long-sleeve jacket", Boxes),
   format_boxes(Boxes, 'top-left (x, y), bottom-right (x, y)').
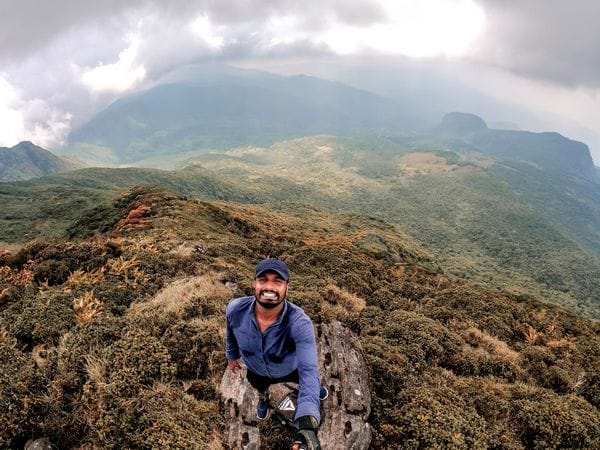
top-left (225, 296), bottom-right (321, 422)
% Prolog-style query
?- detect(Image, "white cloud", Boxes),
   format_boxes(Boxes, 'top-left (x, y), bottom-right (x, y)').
top-left (80, 32), bottom-right (147, 93)
top-left (0, 75), bottom-right (26, 146)
top-left (189, 15), bottom-right (226, 50)
top-left (311, 0), bottom-right (486, 57)
top-left (0, 74), bottom-right (72, 148)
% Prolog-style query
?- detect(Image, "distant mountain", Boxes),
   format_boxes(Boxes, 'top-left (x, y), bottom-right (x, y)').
top-left (0, 141), bottom-right (79, 181)
top-left (64, 67), bottom-right (420, 164)
top-left (436, 112), bottom-right (597, 181)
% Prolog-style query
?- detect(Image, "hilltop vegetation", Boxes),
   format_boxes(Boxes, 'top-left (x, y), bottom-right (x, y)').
top-left (1, 187), bottom-right (599, 449)
top-left (0, 165), bottom-right (256, 243)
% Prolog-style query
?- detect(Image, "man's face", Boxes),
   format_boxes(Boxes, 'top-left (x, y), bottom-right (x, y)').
top-left (253, 271), bottom-right (288, 310)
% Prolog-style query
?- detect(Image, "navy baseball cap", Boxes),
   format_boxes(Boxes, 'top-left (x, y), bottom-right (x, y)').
top-left (254, 258), bottom-right (289, 281)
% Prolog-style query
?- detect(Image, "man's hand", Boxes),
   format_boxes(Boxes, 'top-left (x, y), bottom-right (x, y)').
top-left (228, 359), bottom-right (241, 373)
top-left (292, 416), bottom-right (321, 450)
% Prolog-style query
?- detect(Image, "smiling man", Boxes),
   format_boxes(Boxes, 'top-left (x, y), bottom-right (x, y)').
top-left (225, 258), bottom-right (327, 450)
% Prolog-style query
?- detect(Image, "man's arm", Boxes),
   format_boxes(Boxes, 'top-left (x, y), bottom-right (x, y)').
top-left (292, 316), bottom-right (321, 423)
top-left (225, 305), bottom-right (241, 364)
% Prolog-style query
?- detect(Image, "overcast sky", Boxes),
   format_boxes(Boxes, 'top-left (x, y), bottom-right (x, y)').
top-left (1, 0), bottom-right (599, 163)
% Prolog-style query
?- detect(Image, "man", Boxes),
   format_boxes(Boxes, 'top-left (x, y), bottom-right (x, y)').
top-left (226, 258), bottom-right (327, 450)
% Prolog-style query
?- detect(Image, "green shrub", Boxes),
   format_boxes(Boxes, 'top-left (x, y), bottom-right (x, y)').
top-left (162, 319), bottom-right (224, 380)
top-left (382, 310), bottom-right (461, 369)
top-left (8, 290), bottom-right (74, 347)
top-left (131, 383), bottom-right (223, 449)
top-left (0, 342), bottom-right (44, 448)
top-left (105, 329), bottom-right (176, 397)
top-left (372, 384), bottom-right (489, 449)
top-left (513, 395), bottom-right (600, 449)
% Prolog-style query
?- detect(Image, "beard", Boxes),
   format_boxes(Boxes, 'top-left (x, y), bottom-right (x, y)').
top-left (255, 290), bottom-right (285, 309)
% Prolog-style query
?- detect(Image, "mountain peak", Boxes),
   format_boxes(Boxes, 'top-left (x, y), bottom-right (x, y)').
top-left (0, 141), bottom-right (78, 182)
top-left (439, 112), bottom-right (488, 134)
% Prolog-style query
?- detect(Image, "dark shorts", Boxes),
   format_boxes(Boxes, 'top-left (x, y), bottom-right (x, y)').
top-left (246, 369), bottom-right (299, 393)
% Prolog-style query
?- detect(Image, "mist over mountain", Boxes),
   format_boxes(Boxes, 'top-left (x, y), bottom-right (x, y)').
top-left (0, 142), bottom-right (80, 182)
top-left (61, 67), bottom-right (598, 185)
top-left (64, 67), bottom-right (421, 164)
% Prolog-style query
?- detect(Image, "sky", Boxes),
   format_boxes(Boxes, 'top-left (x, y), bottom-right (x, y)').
top-left (1, 0), bottom-right (599, 163)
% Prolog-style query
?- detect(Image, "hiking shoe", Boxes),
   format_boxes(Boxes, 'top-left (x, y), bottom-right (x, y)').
top-left (319, 386), bottom-right (329, 401)
top-left (256, 393), bottom-right (269, 420)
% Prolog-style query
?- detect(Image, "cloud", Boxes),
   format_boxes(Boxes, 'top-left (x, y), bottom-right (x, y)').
top-left (0, 0), bottom-right (598, 159)
top-left (472, 1), bottom-right (600, 88)
top-left (0, 75), bottom-right (72, 148)
top-left (81, 33), bottom-right (146, 93)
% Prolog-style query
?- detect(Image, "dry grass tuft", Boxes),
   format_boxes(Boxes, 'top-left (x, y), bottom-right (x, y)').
top-left (128, 274), bottom-right (231, 324)
top-left (0, 327), bottom-right (15, 347)
top-left (0, 260), bottom-right (35, 286)
top-left (63, 268), bottom-right (106, 293)
top-left (464, 327), bottom-right (521, 365)
top-left (83, 353), bottom-right (109, 400)
top-left (106, 256), bottom-right (149, 288)
top-left (523, 326), bottom-right (539, 345)
top-left (74, 291), bottom-right (104, 324)
top-left (321, 283), bottom-right (366, 321)
top-left (546, 337), bottom-right (577, 348)
top-left (32, 343), bottom-right (52, 367)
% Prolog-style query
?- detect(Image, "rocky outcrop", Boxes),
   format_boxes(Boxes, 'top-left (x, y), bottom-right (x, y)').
top-left (220, 320), bottom-right (371, 449)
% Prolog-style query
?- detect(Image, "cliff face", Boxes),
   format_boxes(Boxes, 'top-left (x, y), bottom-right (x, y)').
top-left (470, 129), bottom-right (597, 180)
top-left (0, 141), bottom-right (77, 181)
top-left (438, 112), bottom-right (598, 181)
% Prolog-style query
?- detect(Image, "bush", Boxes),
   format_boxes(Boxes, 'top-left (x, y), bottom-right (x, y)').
top-left (131, 383), bottom-right (223, 449)
top-left (162, 319), bottom-right (224, 380)
top-left (382, 310), bottom-right (461, 369)
top-left (0, 342), bottom-right (44, 448)
top-left (8, 290), bottom-right (74, 347)
top-left (105, 329), bottom-right (176, 397)
top-left (372, 384), bottom-right (489, 449)
top-left (513, 395), bottom-right (600, 449)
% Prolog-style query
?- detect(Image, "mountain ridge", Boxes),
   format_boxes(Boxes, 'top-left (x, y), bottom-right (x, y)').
top-left (2, 134), bottom-right (599, 320)
top-left (0, 141), bottom-right (80, 182)
top-left (63, 70), bottom-right (420, 164)
top-left (436, 112), bottom-right (597, 181)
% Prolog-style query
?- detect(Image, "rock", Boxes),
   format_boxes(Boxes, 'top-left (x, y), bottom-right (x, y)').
top-left (225, 281), bottom-right (238, 292)
top-left (24, 438), bottom-right (52, 450)
top-left (220, 320), bottom-right (371, 449)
